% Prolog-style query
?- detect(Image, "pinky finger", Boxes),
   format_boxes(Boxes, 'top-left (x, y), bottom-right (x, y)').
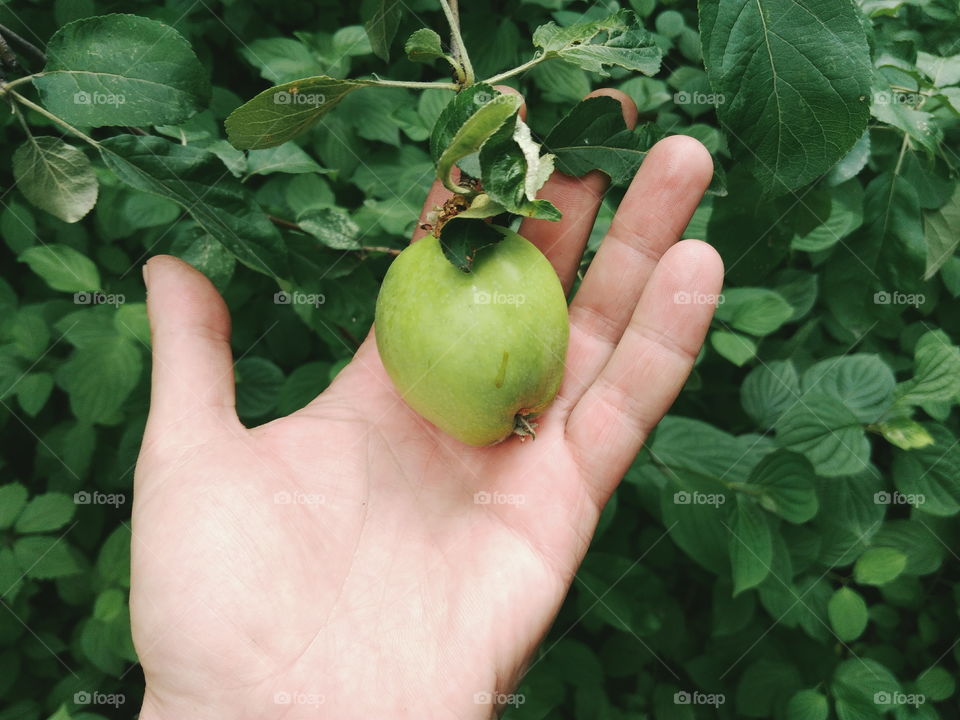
top-left (566, 240), bottom-right (724, 503)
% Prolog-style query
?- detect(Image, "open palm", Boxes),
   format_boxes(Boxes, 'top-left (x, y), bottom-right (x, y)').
top-left (132, 90), bottom-right (723, 720)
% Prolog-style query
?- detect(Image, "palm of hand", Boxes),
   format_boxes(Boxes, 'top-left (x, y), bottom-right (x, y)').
top-left (132, 95), bottom-right (723, 720)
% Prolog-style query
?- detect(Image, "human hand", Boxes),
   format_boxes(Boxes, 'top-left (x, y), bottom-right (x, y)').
top-left (131, 88), bottom-right (723, 719)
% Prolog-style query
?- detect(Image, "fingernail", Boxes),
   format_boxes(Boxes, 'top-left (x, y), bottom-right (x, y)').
top-left (142, 261), bottom-right (150, 289)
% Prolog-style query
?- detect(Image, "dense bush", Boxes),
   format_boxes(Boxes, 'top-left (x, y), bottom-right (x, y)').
top-left (0, 0), bottom-right (958, 717)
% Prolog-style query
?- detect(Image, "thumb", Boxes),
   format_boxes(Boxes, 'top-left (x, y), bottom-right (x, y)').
top-left (141, 255), bottom-right (241, 449)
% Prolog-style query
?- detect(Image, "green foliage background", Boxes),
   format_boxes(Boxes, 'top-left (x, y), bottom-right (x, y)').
top-left (0, 0), bottom-right (959, 718)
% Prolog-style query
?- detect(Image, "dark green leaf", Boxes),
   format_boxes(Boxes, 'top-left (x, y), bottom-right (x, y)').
top-left (364, 0), bottom-right (402, 61)
top-left (34, 14), bottom-right (209, 126)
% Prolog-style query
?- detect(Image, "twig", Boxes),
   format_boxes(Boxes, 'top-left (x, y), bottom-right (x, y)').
top-left (0, 24), bottom-right (46, 68)
top-left (267, 215), bottom-right (401, 256)
top-left (438, 0), bottom-right (474, 85)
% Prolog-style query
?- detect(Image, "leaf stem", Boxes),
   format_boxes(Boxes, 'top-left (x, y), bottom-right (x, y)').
top-left (483, 54), bottom-right (545, 85)
top-left (438, 0), bottom-right (474, 85)
top-left (0, 24), bottom-right (46, 68)
top-left (0, 73), bottom-right (37, 94)
top-left (368, 77), bottom-right (459, 90)
top-left (9, 90), bottom-right (100, 148)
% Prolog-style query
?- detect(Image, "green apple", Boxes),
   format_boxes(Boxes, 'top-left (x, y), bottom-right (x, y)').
top-left (374, 229), bottom-right (569, 446)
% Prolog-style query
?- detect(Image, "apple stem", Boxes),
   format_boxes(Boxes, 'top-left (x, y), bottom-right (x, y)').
top-left (513, 413), bottom-right (537, 441)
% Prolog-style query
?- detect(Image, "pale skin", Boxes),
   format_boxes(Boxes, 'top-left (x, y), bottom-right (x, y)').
top-left (132, 88), bottom-right (724, 719)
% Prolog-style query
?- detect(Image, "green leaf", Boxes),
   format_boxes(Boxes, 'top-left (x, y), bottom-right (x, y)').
top-left (898, 330), bottom-right (960, 406)
top-left (775, 393), bottom-right (870, 477)
top-left (792, 179), bottom-right (864, 252)
top-left (235, 357), bottom-right (284, 418)
top-left (533, 9), bottom-right (662, 76)
top-left (433, 85), bottom-right (522, 193)
top-left (479, 116), bottom-right (559, 220)
top-left (853, 547), bottom-right (906, 586)
top-left (875, 416), bottom-right (934, 450)
top-left (13, 536), bottom-right (81, 579)
top-left (0, 483), bottom-right (28, 529)
top-left (827, 587), bottom-right (868, 642)
top-left (100, 135), bottom-right (289, 278)
top-left (278, 362), bottom-right (332, 415)
top-left (16, 372), bottom-right (53, 417)
top-left (741, 360), bottom-right (800, 429)
top-left (19, 244), bottom-right (100, 293)
top-left (749, 450), bottom-right (818, 524)
top-left (297, 207), bottom-right (361, 250)
top-left (33, 14), bottom-right (209, 126)
top-left (786, 689), bottom-right (829, 720)
top-left (873, 520), bottom-right (944, 576)
top-left (436, 217), bottom-right (505, 272)
top-left (542, 97), bottom-right (730, 194)
top-left (14, 493), bottom-right (76, 534)
top-left (871, 81), bottom-right (942, 154)
top-left (698, 0), bottom-right (872, 193)
top-left (364, 0), bottom-right (402, 61)
top-left (226, 76), bottom-right (372, 150)
top-left (710, 330), bottom-right (757, 366)
top-left (923, 184), bottom-right (960, 280)
top-left (728, 497), bottom-right (772, 595)
top-left (97, 525), bottom-right (131, 587)
top-left (58, 336), bottom-right (142, 423)
top-left (916, 667), bottom-right (955, 702)
top-left (801, 355), bottom-right (895, 424)
top-left (405, 28), bottom-right (447, 63)
top-left (12, 137), bottom-right (98, 223)
top-left (864, 172), bottom-right (926, 294)
top-left (832, 658), bottom-right (899, 720)
top-left (714, 288), bottom-right (794, 336)
top-left (892, 424), bottom-right (960, 516)
top-left (245, 143), bottom-right (326, 177)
